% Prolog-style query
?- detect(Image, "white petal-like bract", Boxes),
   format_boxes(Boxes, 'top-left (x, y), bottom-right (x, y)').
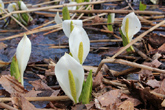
top-left (69, 25), bottom-right (90, 64)
top-left (121, 12), bottom-right (141, 40)
top-left (62, 20), bottom-right (82, 38)
top-left (68, 2), bottom-right (77, 10)
top-left (0, 0), bottom-right (4, 11)
top-left (7, 3), bottom-right (19, 18)
top-left (54, 12), bottom-right (62, 24)
top-left (150, 0), bottom-right (157, 4)
top-left (111, 13), bottom-right (115, 23)
top-left (20, 1), bottom-right (28, 10)
top-left (55, 53), bottom-right (84, 103)
top-left (16, 34), bottom-right (31, 86)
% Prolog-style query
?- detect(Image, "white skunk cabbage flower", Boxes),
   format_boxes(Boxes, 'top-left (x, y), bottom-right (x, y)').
top-left (69, 25), bottom-right (90, 64)
top-left (62, 20), bottom-right (82, 38)
top-left (150, 0), bottom-right (157, 4)
top-left (121, 12), bottom-right (141, 42)
top-left (68, 2), bottom-right (77, 10)
top-left (55, 53), bottom-right (84, 103)
top-left (0, 0), bottom-right (4, 12)
top-left (19, 1), bottom-right (28, 10)
top-left (16, 34), bottom-right (31, 86)
top-left (54, 12), bottom-right (62, 24)
top-left (7, 3), bottom-right (19, 18)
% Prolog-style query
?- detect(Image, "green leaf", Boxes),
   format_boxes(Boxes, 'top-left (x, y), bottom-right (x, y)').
top-left (107, 13), bottom-right (113, 32)
top-left (10, 55), bottom-right (21, 83)
top-left (79, 80), bottom-right (85, 102)
top-left (62, 6), bottom-right (70, 20)
top-left (17, 1), bottom-right (21, 9)
top-left (119, 28), bottom-right (134, 52)
top-left (80, 70), bottom-right (93, 104)
top-left (21, 13), bottom-right (29, 24)
top-left (139, 1), bottom-right (146, 11)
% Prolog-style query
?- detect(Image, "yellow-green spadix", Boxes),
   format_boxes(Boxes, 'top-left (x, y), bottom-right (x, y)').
top-left (62, 20), bottom-right (82, 38)
top-left (55, 53), bottom-right (84, 103)
top-left (7, 3), bottom-right (19, 18)
top-left (121, 12), bottom-right (141, 41)
top-left (16, 34), bottom-right (31, 86)
top-left (69, 25), bottom-right (90, 64)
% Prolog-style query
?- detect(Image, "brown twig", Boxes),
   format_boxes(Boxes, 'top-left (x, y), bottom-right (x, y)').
top-left (102, 78), bottom-right (127, 88)
top-left (0, 102), bottom-right (17, 110)
top-left (134, 47), bottom-right (152, 61)
top-left (48, 9), bottom-right (164, 15)
top-left (0, 0), bottom-right (122, 20)
top-left (32, 0), bottom-right (61, 7)
top-left (0, 96), bottom-right (70, 102)
top-left (112, 67), bottom-right (141, 77)
top-left (95, 58), bottom-right (165, 76)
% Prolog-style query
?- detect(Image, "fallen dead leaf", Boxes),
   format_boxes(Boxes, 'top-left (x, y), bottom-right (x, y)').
top-left (94, 98), bottom-right (101, 109)
top-left (72, 104), bottom-right (85, 110)
top-left (121, 94), bottom-right (142, 107)
top-left (0, 75), bottom-right (28, 94)
top-left (122, 80), bottom-right (163, 109)
top-left (11, 93), bottom-right (38, 110)
top-left (85, 101), bottom-right (95, 110)
top-left (138, 62), bottom-right (155, 81)
top-left (158, 43), bottom-right (165, 52)
top-left (50, 90), bottom-right (60, 97)
top-left (29, 80), bottom-right (60, 97)
top-left (97, 89), bottom-right (121, 107)
top-left (29, 79), bottom-right (52, 91)
top-left (93, 70), bottom-right (104, 89)
top-left (161, 99), bottom-right (165, 107)
top-left (147, 33), bottom-right (165, 49)
top-left (147, 79), bottom-right (160, 88)
top-left (118, 101), bottom-right (134, 110)
top-left (23, 90), bottom-right (42, 97)
top-left (152, 52), bottom-right (162, 60)
top-left (151, 59), bottom-right (162, 68)
top-left (160, 79), bottom-right (165, 95)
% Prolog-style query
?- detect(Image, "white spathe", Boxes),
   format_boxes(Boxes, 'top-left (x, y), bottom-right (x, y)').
top-left (0, 0), bottom-right (4, 11)
top-left (20, 1), bottom-right (28, 10)
top-left (7, 3), bottom-right (18, 18)
top-left (121, 12), bottom-right (141, 41)
top-left (55, 53), bottom-right (84, 103)
top-left (150, 0), bottom-right (157, 4)
top-left (68, 2), bottom-right (77, 10)
top-left (54, 12), bottom-right (62, 24)
top-left (111, 13), bottom-right (115, 23)
top-left (62, 20), bottom-right (82, 38)
top-left (69, 25), bottom-right (90, 64)
top-left (16, 34), bottom-right (31, 86)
